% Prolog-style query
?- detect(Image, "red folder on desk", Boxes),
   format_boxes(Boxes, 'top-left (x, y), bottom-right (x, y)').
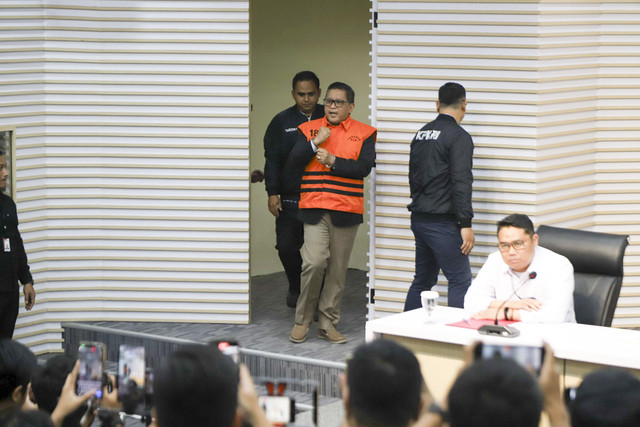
top-left (447, 319), bottom-right (519, 330)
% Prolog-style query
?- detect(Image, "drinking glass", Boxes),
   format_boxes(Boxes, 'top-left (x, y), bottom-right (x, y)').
top-left (421, 290), bottom-right (439, 324)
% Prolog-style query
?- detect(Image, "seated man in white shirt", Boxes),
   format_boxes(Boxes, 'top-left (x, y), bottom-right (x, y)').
top-left (464, 214), bottom-right (576, 323)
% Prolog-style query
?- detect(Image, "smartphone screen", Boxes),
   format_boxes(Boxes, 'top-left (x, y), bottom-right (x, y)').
top-left (474, 343), bottom-right (545, 375)
top-left (258, 395), bottom-right (295, 424)
top-left (76, 342), bottom-right (105, 397)
top-left (118, 345), bottom-right (146, 401)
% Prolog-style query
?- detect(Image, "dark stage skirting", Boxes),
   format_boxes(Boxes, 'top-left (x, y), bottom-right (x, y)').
top-left (63, 269), bottom-right (369, 404)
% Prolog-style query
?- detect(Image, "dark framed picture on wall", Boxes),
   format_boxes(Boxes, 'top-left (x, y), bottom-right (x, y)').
top-left (0, 128), bottom-right (14, 198)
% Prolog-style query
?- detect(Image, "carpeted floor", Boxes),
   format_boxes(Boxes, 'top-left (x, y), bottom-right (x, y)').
top-left (87, 268), bottom-right (369, 363)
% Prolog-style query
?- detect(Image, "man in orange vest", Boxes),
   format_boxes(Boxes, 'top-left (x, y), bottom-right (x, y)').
top-left (286, 82), bottom-right (376, 344)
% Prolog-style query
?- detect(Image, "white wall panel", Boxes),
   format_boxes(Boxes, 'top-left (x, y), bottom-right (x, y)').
top-left (0, 0), bottom-right (249, 353)
top-left (370, 0), bottom-right (640, 327)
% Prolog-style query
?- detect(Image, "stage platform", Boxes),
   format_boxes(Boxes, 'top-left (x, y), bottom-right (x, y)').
top-left (62, 269), bottom-right (369, 420)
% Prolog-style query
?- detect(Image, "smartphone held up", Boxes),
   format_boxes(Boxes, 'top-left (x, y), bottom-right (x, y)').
top-left (117, 345), bottom-right (146, 412)
top-left (474, 343), bottom-right (545, 376)
top-left (76, 341), bottom-right (106, 398)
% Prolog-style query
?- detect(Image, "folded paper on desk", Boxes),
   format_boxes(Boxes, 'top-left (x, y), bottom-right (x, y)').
top-left (447, 319), bottom-right (519, 330)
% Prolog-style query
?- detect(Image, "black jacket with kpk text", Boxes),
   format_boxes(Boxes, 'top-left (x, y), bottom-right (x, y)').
top-left (408, 114), bottom-right (474, 228)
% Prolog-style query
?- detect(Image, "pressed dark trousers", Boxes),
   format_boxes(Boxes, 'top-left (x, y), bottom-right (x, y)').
top-left (404, 218), bottom-right (472, 310)
top-left (275, 201), bottom-right (304, 294)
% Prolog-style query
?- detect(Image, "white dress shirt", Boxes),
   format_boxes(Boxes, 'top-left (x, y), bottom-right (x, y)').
top-left (464, 246), bottom-right (576, 323)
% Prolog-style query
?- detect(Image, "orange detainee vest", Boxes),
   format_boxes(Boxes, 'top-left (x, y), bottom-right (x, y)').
top-left (298, 116), bottom-right (376, 214)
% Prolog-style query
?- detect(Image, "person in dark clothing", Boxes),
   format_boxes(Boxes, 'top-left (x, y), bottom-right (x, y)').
top-left (569, 368), bottom-right (640, 427)
top-left (30, 355), bottom-right (87, 427)
top-left (263, 71), bottom-right (324, 308)
top-left (403, 82), bottom-right (474, 311)
top-left (341, 339), bottom-right (426, 427)
top-left (154, 344), bottom-right (270, 427)
top-left (0, 339), bottom-right (37, 424)
top-left (0, 154), bottom-right (35, 339)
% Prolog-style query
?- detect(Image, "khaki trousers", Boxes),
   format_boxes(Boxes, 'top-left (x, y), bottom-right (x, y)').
top-left (295, 213), bottom-right (359, 330)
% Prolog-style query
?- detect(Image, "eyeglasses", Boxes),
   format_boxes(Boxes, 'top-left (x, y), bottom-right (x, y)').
top-left (498, 239), bottom-right (530, 252)
top-left (324, 98), bottom-right (347, 108)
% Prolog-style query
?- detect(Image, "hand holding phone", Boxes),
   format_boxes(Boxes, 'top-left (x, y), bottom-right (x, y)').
top-left (51, 360), bottom-right (96, 426)
top-left (258, 395), bottom-right (295, 425)
top-left (76, 342), bottom-right (106, 398)
top-left (474, 343), bottom-right (545, 376)
top-left (118, 345), bottom-right (146, 413)
top-left (237, 365), bottom-right (272, 427)
top-left (213, 340), bottom-right (240, 364)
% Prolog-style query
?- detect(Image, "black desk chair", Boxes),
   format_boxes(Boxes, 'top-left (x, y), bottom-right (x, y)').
top-left (536, 225), bottom-right (629, 327)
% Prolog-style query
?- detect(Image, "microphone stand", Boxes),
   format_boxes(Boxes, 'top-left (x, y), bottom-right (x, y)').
top-left (477, 272), bottom-right (536, 338)
top-left (477, 299), bottom-right (520, 337)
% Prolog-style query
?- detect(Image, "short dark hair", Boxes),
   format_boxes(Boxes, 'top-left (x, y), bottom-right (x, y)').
top-left (346, 340), bottom-right (423, 427)
top-left (0, 339), bottom-right (37, 401)
top-left (292, 71), bottom-right (320, 91)
top-left (31, 355), bottom-right (75, 413)
top-left (154, 344), bottom-right (238, 427)
top-left (438, 82), bottom-right (466, 108)
top-left (570, 369), bottom-right (640, 427)
top-left (30, 354), bottom-right (86, 427)
top-left (497, 214), bottom-right (535, 236)
top-left (448, 358), bottom-right (543, 427)
top-left (327, 81), bottom-right (355, 104)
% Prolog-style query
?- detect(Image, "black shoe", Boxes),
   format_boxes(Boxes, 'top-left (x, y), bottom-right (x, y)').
top-left (286, 290), bottom-right (299, 308)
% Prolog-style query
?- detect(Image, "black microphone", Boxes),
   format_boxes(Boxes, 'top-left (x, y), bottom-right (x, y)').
top-left (478, 271), bottom-right (536, 338)
top-left (491, 273), bottom-right (537, 325)
top-left (494, 299), bottom-right (507, 326)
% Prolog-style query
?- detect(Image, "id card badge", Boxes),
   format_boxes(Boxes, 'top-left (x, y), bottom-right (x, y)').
top-left (3, 238), bottom-right (10, 253)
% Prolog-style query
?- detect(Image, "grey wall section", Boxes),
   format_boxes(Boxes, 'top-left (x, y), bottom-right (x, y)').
top-left (249, 0), bottom-right (373, 276)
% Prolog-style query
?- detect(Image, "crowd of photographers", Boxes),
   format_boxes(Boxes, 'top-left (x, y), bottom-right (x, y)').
top-left (1, 337), bottom-right (639, 427)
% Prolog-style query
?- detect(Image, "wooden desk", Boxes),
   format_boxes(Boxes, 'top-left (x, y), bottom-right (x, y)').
top-left (366, 307), bottom-right (640, 401)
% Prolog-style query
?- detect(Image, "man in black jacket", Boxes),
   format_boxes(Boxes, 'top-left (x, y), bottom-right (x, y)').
top-left (0, 154), bottom-right (35, 339)
top-left (403, 82), bottom-right (474, 310)
top-left (263, 71), bottom-right (324, 308)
